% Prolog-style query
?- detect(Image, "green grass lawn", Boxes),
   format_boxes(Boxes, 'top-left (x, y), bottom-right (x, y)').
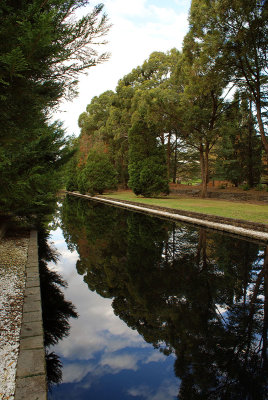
top-left (103, 191), bottom-right (268, 224)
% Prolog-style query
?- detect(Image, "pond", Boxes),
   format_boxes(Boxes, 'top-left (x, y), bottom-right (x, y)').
top-left (41, 195), bottom-right (268, 400)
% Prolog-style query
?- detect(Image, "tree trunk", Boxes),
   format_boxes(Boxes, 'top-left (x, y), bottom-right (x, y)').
top-left (196, 228), bottom-right (207, 268)
top-left (200, 142), bottom-right (209, 198)
top-left (247, 101), bottom-right (254, 187)
top-left (167, 133), bottom-right (171, 181)
top-left (172, 132), bottom-right (178, 184)
top-left (256, 100), bottom-right (268, 157)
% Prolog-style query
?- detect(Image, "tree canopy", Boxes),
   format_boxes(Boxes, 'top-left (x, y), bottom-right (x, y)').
top-left (188, 0), bottom-right (268, 157)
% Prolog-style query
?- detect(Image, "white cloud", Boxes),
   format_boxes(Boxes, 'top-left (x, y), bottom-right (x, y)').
top-left (47, 248), bottom-right (79, 275)
top-left (128, 385), bottom-right (152, 398)
top-left (144, 351), bottom-right (166, 364)
top-left (128, 379), bottom-right (179, 400)
top-left (51, 261), bottom-right (148, 360)
top-left (61, 350), bottom-right (168, 385)
top-left (100, 353), bottom-right (140, 371)
top-left (149, 4), bottom-right (183, 22)
top-left (62, 362), bottom-right (95, 383)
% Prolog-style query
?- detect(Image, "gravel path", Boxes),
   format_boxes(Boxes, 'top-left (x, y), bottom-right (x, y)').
top-left (0, 233), bottom-right (29, 400)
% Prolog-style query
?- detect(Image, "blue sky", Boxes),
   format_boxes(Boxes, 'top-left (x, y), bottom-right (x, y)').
top-left (53, 0), bottom-right (191, 136)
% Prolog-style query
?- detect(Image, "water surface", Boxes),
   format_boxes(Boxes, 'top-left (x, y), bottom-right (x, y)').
top-left (42, 196), bottom-right (267, 399)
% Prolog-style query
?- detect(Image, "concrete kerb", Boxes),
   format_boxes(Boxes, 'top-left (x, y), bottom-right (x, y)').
top-left (68, 192), bottom-right (268, 243)
top-left (15, 230), bottom-right (47, 400)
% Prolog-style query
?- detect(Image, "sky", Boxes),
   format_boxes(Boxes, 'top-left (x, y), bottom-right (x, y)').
top-left (52, 0), bottom-right (191, 137)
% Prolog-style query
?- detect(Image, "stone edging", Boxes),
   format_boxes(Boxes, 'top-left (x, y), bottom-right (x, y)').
top-left (15, 230), bottom-right (47, 400)
top-left (67, 192), bottom-right (268, 242)
top-left (100, 197), bottom-right (268, 233)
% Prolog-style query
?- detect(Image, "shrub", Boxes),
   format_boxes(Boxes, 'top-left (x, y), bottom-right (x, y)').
top-left (255, 183), bottom-right (264, 191)
top-left (239, 183), bottom-right (250, 191)
top-left (128, 157), bottom-right (169, 197)
top-left (80, 151), bottom-right (118, 195)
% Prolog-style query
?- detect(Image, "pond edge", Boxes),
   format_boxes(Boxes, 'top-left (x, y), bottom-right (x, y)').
top-left (15, 230), bottom-right (47, 400)
top-left (67, 191), bottom-right (268, 243)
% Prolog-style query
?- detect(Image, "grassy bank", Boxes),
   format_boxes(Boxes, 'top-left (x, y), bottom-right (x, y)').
top-left (103, 191), bottom-right (268, 224)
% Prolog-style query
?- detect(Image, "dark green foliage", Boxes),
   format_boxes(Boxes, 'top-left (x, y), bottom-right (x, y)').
top-left (128, 119), bottom-right (169, 196)
top-left (65, 155), bottom-right (79, 192)
top-left (0, 121), bottom-right (70, 218)
top-left (76, 49), bottom-right (181, 192)
top-left (77, 90), bottom-right (130, 188)
top-left (0, 0), bottom-right (109, 218)
top-left (188, 0), bottom-right (268, 156)
top-left (0, 0), bottom-right (109, 122)
top-left (215, 93), bottom-right (262, 187)
top-left (128, 157), bottom-right (169, 197)
top-left (64, 138), bottom-right (79, 192)
top-left (78, 150), bottom-right (118, 195)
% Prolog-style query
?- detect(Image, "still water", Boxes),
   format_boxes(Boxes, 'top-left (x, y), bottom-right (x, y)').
top-left (41, 195), bottom-right (268, 399)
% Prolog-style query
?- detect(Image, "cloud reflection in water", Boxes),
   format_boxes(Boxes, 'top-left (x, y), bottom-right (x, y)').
top-left (47, 227), bottom-right (178, 399)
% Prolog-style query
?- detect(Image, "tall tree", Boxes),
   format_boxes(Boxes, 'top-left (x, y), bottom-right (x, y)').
top-left (110, 49), bottom-right (181, 185)
top-left (178, 31), bottom-right (228, 197)
top-left (75, 49), bottom-right (182, 191)
top-left (215, 91), bottom-right (262, 187)
top-left (128, 117), bottom-right (169, 197)
top-left (0, 0), bottom-right (110, 217)
top-left (131, 85), bottom-right (181, 182)
top-left (78, 90), bottom-right (115, 163)
top-left (188, 0), bottom-right (268, 157)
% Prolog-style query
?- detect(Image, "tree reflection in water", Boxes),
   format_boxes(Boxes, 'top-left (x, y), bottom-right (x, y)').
top-left (60, 196), bottom-right (268, 399)
top-left (38, 229), bottom-right (78, 389)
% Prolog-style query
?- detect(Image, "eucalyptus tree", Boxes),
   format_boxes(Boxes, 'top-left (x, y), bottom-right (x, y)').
top-left (131, 83), bottom-right (181, 182)
top-left (178, 31), bottom-right (229, 197)
top-left (188, 0), bottom-right (268, 157)
top-left (110, 49), bottom-right (181, 186)
top-left (78, 90), bottom-right (115, 161)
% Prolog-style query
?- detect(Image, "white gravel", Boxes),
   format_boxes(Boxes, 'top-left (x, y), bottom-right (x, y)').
top-left (0, 235), bottom-right (29, 400)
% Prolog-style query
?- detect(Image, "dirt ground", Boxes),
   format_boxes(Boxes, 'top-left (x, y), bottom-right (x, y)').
top-left (114, 184), bottom-right (268, 205)
top-left (170, 183), bottom-right (268, 203)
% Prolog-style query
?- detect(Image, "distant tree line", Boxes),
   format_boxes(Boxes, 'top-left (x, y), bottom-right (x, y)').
top-left (0, 0), bottom-right (110, 219)
top-left (66, 0), bottom-right (267, 198)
